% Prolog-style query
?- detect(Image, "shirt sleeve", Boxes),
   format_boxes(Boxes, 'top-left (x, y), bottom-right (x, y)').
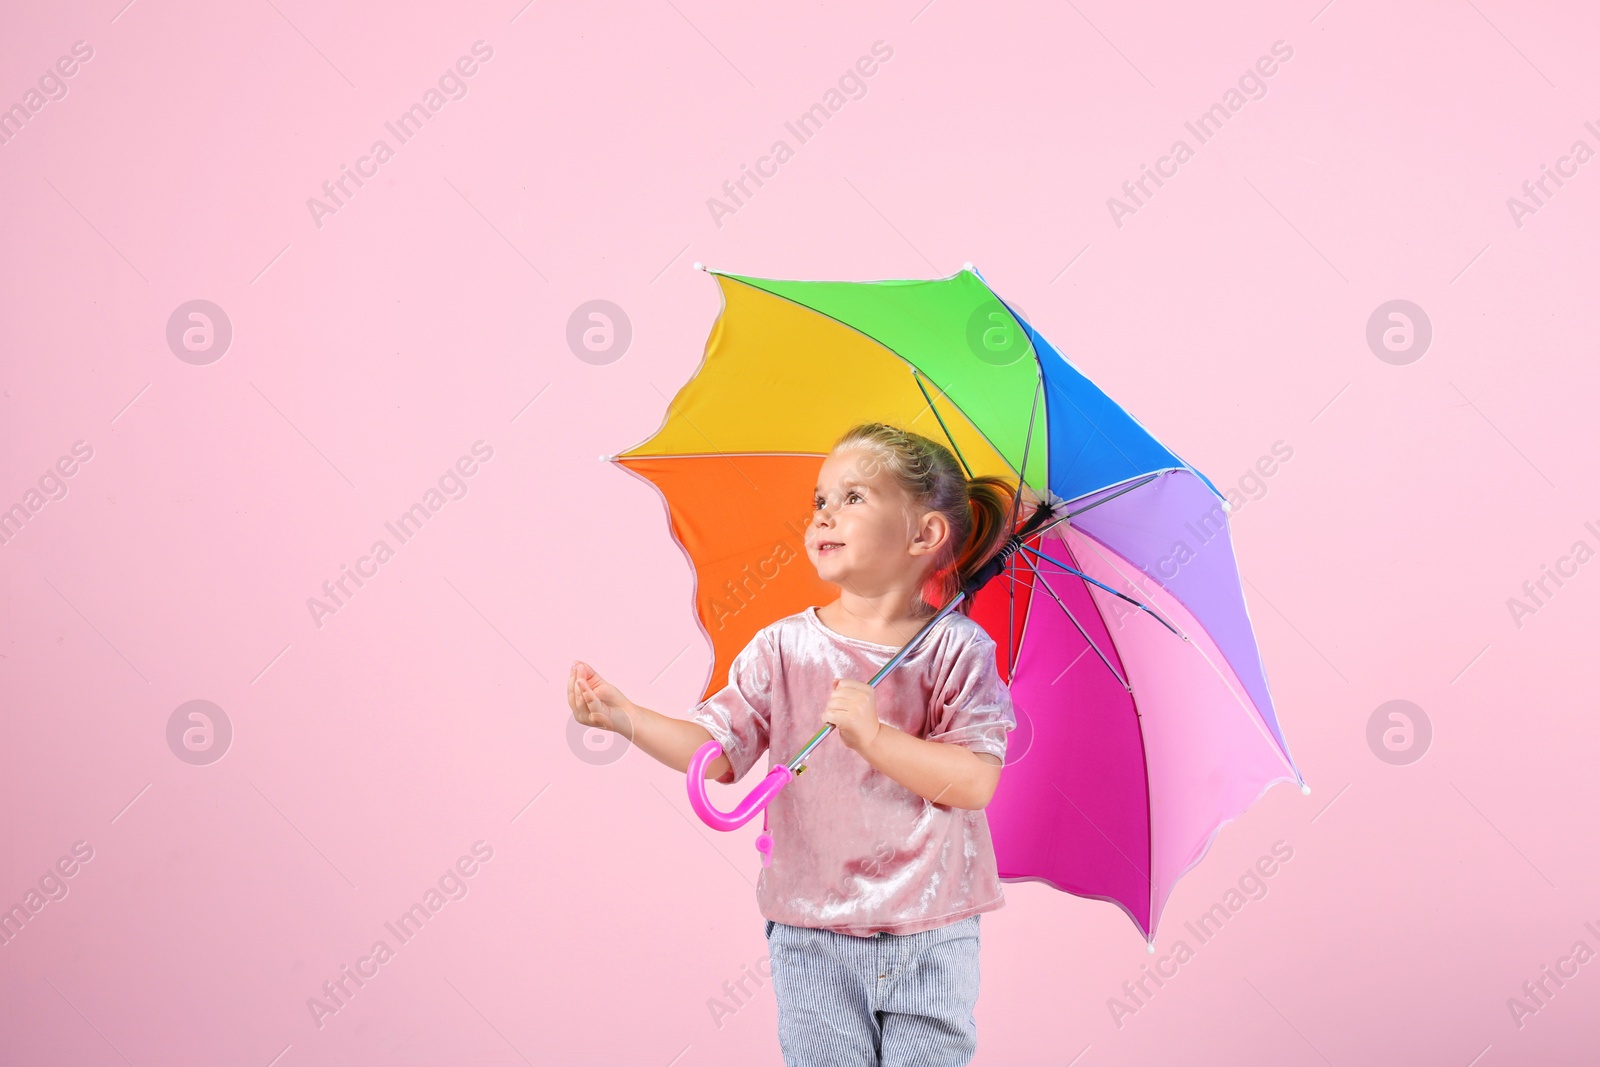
top-left (688, 628), bottom-right (775, 785)
top-left (924, 627), bottom-right (1015, 762)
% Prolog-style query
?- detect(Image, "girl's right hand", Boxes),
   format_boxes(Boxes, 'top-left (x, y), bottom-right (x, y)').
top-left (569, 661), bottom-right (635, 738)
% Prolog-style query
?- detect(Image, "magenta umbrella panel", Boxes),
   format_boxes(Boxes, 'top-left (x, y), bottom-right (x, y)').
top-left (974, 454), bottom-right (1305, 948)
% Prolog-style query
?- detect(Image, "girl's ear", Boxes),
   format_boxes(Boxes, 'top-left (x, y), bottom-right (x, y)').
top-left (910, 509), bottom-right (950, 555)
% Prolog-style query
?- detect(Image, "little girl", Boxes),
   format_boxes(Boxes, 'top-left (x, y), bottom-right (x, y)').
top-left (568, 422), bottom-right (1022, 1067)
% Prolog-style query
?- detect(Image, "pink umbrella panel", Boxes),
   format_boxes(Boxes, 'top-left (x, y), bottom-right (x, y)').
top-left (972, 473), bottom-right (1303, 945)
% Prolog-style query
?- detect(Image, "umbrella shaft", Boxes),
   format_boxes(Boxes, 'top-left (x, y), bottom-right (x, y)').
top-left (786, 591), bottom-right (969, 772)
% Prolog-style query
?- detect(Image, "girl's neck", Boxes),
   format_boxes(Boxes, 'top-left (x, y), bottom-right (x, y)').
top-left (817, 595), bottom-right (936, 648)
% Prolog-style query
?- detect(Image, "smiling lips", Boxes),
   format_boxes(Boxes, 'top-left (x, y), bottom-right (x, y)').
top-left (817, 541), bottom-right (845, 553)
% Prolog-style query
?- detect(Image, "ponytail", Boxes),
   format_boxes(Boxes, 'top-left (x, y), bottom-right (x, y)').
top-left (918, 476), bottom-right (1021, 617)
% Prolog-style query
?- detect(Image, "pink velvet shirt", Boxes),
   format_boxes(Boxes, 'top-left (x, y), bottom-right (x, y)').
top-left (689, 605), bottom-right (1016, 937)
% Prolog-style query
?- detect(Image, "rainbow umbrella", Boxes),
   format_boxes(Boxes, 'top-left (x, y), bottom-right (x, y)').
top-left (607, 264), bottom-right (1305, 945)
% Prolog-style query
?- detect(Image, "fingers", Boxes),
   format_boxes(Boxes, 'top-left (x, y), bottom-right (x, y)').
top-left (567, 666), bottom-right (584, 720)
top-left (571, 661), bottom-right (602, 721)
top-left (577, 674), bottom-right (614, 731)
top-left (825, 690), bottom-right (871, 715)
top-left (570, 663), bottom-right (600, 726)
top-left (576, 662), bottom-right (614, 700)
top-left (578, 687), bottom-right (603, 729)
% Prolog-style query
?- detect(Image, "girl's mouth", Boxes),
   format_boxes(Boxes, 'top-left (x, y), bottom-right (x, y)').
top-left (818, 542), bottom-right (844, 554)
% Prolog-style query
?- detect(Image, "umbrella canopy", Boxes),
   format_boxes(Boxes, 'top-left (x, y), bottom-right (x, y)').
top-left (610, 265), bottom-right (1304, 943)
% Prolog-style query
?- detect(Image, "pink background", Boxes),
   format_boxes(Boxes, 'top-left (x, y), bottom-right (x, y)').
top-left (3, 1), bottom-right (1597, 1064)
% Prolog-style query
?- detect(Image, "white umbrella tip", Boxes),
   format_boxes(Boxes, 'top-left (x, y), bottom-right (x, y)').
top-left (963, 261), bottom-right (974, 272)
top-left (1221, 499), bottom-right (1232, 512)
top-left (693, 261), bottom-right (704, 271)
top-left (1146, 941), bottom-right (1156, 954)
top-left (1300, 783), bottom-right (1311, 795)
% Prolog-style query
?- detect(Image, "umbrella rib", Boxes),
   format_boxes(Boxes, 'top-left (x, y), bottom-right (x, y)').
top-left (911, 370), bottom-right (975, 479)
top-left (997, 552), bottom-right (1026, 686)
top-left (1006, 508), bottom-right (1078, 684)
top-left (1005, 378), bottom-right (1043, 677)
top-left (1004, 377), bottom-right (1043, 675)
top-left (1038, 372), bottom-right (1147, 486)
top-left (1068, 530), bottom-right (1301, 778)
top-left (1066, 467), bottom-right (1218, 518)
top-left (1008, 376), bottom-right (1044, 527)
top-left (1030, 513), bottom-right (1072, 542)
top-left (1064, 472), bottom-right (1161, 519)
top-left (1020, 543), bottom-right (1181, 638)
top-left (989, 289), bottom-right (1051, 500)
top-left (998, 545), bottom-right (1047, 682)
top-left (1012, 542), bottom-right (1130, 692)
top-left (905, 367), bottom-right (1034, 490)
top-left (1005, 537), bottom-right (1015, 682)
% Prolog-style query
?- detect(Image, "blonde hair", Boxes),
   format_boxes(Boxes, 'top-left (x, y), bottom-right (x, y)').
top-left (831, 422), bottom-right (1018, 618)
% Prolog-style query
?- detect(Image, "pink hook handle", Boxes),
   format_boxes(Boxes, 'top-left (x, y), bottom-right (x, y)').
top-left (686, 738), bottom-right (794, 831)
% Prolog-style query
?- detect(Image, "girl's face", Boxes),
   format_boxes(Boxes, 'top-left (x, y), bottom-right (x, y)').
top-left (806, 446), bottom-right (946, 590)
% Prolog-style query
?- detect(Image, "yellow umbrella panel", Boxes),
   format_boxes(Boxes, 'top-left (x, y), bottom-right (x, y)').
top-left (614, 273), bottom-right (1023, 699)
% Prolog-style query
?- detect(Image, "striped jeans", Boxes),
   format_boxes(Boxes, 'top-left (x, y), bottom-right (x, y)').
top-left (764, 913), bottom-right (981, 1066)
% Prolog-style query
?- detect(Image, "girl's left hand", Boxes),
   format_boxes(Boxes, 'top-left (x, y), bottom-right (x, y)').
top-left (823, 678), bottom-right (881, 754)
